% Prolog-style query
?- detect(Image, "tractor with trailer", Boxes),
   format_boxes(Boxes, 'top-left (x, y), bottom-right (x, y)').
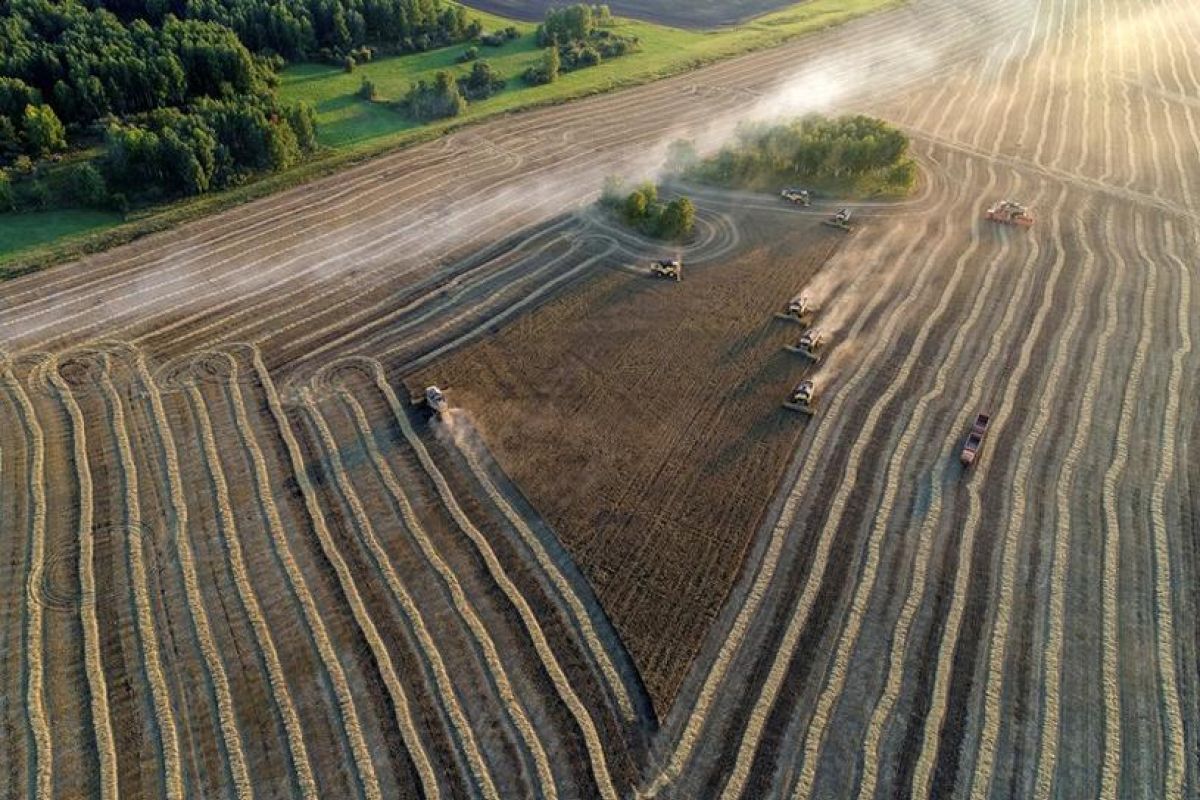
top-left (781, 187), bottom-right (812, 206)
top-left (785, 329), bottom-right (824, 362)
top-left (823, 207), bottom-right (853, 231)
top-left (424, 386), bottom-right (449, 417)
top-left (985, 200), bottom-right (1034, 227)
top-left (774, 293), bottom-right (814, 326)
top-left (960, 413), bottom-right (991, 466)
top-left (783, 379), bottom-right (817, 414)
top-left (650, 259), bottom-right (683, 282)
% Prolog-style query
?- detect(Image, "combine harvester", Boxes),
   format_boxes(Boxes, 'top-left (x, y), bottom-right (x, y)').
top-left (783, 379), bottom-right (817, 414)
top-left (823, 207), bottom-right (853, 232)
top-left (985, 200), bottom-right (1034, 227)
top-left (424, 385), bottom-right (449, 418)
top-left (960, 413), bottom-right (990, 466)
top-left (781, 187), bottom-right (812, 206)
top-left (785, 329), bottom-right (825, 362)
top-left (650, 258), bottom-right (683, 282)
top-left (774, 293), bottom-right (814, 326)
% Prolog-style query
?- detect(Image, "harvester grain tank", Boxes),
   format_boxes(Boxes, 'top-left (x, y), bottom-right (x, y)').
top-left (781, 187), bottom-right (812, 206)
top-left (650, 259), bottom-right (682, 282)
top-left (785, 328), bottom-right (824, 362)
top-left (960, 413), bottom-right (990, 466)
top-left (985, 200), bottom-right (1034, 227)
top-left (823, 207), bottom-right (853, 231)
top-left (424, 386), bottom-right (449, 417)
top-left (783, 379), bottom-right (817, 414)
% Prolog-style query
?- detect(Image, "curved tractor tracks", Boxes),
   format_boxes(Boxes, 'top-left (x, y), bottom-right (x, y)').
top-left (1, 0), bottom-right (1199, 797)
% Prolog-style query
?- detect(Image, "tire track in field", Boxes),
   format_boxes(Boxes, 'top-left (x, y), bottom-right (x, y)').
top-left (98, 355), bottom-right (185, 800)
top-left (45, 356), bottom-right (120, 800)
top-left (3, 364), bottom-right (54, 799)
top-left (334, 385), bottom-right (562, 796)
top-left (370, 364), bottom-right (621, 800)
top-left (214, 348), bottom-right (393, 800)
top-left (715, 159), bottom-right (997, 800)
top-left (183, 367), bottom-right (317, 799)
top-left (299, 389), bottom-right (505, 800)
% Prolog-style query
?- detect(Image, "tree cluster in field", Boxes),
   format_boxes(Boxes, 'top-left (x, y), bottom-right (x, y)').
top-left (399, 58), bottom-right (507, 120)
top-left (601, 178), bottom-right (696, 241)
top-left (524, 4), bottom-right (638, 85)
top-left (678, 115), bottom-right (917, 192)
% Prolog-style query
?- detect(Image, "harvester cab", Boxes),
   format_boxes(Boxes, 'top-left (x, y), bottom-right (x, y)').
top-left (781, 187), bottom-right (812, 206)
top-left (985, 200), bottom-right (1034, 227)
top-left (424, 385), bottom-right (449, 417)
top-left (785, 328), bottom-right (824, 361)
top-left (650, 259), bottom-right (683, 282)
top-left (783, 379), bottom-right (817, 414)
top-left (823, 207), bottom-right (853, 231)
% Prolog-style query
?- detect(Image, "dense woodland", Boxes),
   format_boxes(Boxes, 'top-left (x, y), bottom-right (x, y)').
top-left (0, 0), bottom-right (476, 209)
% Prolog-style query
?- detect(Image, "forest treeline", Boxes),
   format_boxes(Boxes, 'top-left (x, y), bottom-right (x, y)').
top-left (0, 0), bottom-right (476, 208)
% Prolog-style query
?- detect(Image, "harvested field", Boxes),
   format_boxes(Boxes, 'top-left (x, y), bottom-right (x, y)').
top-left (3, 0), bottom-right (1200, 796)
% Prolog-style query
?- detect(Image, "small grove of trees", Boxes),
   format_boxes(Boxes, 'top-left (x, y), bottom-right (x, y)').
top-left (522, 47), bottom-right (560, 86)
top-left (601, 178), bottom-right (695, 240)
top-left (398, 61), bottom-right (507, 120)
top-left (401, 71), bottom-right (466, 121)
top-left (682, 115), bottom-right (916, 191)
top-left (457, 61), bottom-right (506, 101)
top-left (535, 4), bottom-right (613, 45)
top-left (525, 3), bottom-right (636, 84)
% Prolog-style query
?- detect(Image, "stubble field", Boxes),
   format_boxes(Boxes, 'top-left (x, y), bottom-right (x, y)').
top-left (2, 0), bottom-right (1199, 797)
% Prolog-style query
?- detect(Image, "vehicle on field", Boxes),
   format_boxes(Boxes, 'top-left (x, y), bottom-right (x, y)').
top-left (960, 413), bottom-right (991, 466)
top-left (774, 293), bottom-right (813, 325)
top-left (783, 379), bottom-right (817, 414)
top-left (424, 385), bottom-right (449, 417)
top-left (785, 328), bottom-right (824, 361)
top-left (781, 187), bottom-right (812, 206)
top-left (985, 200), bottom-right (1034, 227)
top-left (650, 258), bottom-right (683, 281)
top-left (823, 207), bottom-right (853, 231)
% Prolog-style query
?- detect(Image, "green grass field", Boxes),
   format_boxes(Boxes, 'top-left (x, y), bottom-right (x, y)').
top-left (0, 210), bottom-right (123, 273)
top-left (1, 0), bottom-right (897, 269)
top-left (282, 0), bottom-right (895, 150)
